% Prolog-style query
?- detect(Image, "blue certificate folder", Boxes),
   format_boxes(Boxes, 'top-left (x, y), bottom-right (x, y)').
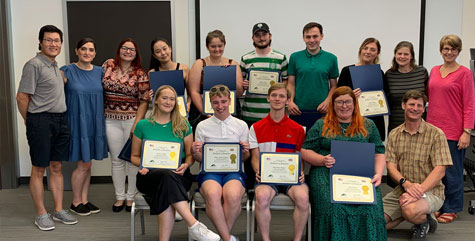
top-left (118, 138), bottom-right (132, 162)
top-left (330, 140), bottom-right (377, 204)
top-left (349, 64), bottom-right (383, 91)
top-left (150, 70), bottom-right (185, 95)
top-left (203, 65), bottom-right (236, 90)
top-left (201, 142), bottom-right (242, 174)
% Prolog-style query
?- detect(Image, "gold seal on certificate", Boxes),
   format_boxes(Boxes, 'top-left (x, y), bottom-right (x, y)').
top-left (358, 90), bottom-right (389, 116)
top-left (176, 96), bottom-right (187, 117)
top-left (260, 153), bottom-right (300, 184)
top-left (203, 143), bottom-right (240, 172)
top-left (203, 91), bottom-right (235, 115)
top-left (141, 140), bottom-right (181, 169)
top-left (332, 174), bottom-right (375, 204)
top-left (248, 70), bottom-right (280, 95)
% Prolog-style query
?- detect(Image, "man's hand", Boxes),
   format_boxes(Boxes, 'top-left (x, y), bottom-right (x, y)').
top-left (353, 88), bottom-right (362, 98)
top-left (399, 192), bottom-right (419, 207)
top-left (242, 79), bottom-right (249, 90)
top-left (240, 141), bottom-right (250, 154)
top-left (403, 181), bottom-right (424, 198)
top-left (255, 172), bottom-right (261, 183)
top-left (138, 167), bottom-right (150, 175)
top-left (317, 99), bottom-right (329, 114)
top-left (288, 101), bottom-right (302, 116)
top-left (192, 142), bottom-right (203, 155)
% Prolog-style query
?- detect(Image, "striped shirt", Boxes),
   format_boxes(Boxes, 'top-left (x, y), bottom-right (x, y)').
top-left (386, 120), bottom-right (453, 199)
top-left (240, 49), bottom-right (288, 124)
top-left (385, 66), bottom-right (428, 132)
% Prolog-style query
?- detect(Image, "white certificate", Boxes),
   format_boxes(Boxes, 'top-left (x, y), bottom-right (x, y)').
top-left (203, 143), bottom-right (240, 172)
top-left (260, 153), bottom-right (300, 184)
top-left (332, 174), bottom-right (375, 203)
top-left (176, 96), bottom-right (187, 117)
top-left (248, 70), bottom-right (280, 95)
top-left (141, 140), bottom-right (181, 169)
top-left (203, 91), bottom-right (235, 115)
top-left (358, 90), bottom-right (389, 116)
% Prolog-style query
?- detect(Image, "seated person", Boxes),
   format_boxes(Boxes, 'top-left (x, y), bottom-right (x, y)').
top-left (249, 83), bottom-right (309, 241)
top-left (384, 90), bottom-right (453, 241)
top-left (131, 85), bottom-right (220, 241)
top-left (192, 84), bottom-right (250, 241)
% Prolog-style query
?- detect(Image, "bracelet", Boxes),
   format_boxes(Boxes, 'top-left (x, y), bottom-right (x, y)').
top-left (464, 129), bottom-right (471, 135)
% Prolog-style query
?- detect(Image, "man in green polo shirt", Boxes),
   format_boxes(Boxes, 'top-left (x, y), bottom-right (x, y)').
top-left (287, 22), bottom-right (339, 129)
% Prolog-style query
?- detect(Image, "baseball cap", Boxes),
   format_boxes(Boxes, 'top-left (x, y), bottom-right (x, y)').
top-left (252, 23), bottom-right (270, 34)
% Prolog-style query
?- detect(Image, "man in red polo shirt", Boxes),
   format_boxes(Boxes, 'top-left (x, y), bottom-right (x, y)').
top-left (249, 83), bottom-right (309, 241)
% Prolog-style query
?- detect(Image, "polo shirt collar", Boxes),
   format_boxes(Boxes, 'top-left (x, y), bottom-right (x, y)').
top-left (401, 119), bottom-right (427, 134)
top-left (265, 113), bottom-right (289, 125)
top-left (305, 47), bottom-right (323, 57)
top-left (211, 115), bottom-right (232, 124)
top-left (37, 52), bottom-right (57, 67)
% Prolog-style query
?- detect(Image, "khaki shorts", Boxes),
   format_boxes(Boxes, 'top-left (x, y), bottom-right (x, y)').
top-left (383, 190), bottom-right (443, 221)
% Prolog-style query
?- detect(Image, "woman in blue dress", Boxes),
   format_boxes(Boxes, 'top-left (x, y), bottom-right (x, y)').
top-left (60, 38), bottom-right (108, 216)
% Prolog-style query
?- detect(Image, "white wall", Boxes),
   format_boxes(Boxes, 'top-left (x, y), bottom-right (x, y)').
top-left (9, 0), bottom-right (475, 176)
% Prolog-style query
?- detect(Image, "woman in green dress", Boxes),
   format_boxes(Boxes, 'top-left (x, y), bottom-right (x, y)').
top-left (301, 86), bottom-right (387, 241)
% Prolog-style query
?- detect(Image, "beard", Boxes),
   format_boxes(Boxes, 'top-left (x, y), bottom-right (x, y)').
top-left (253, 39), bottom-right (272, 49)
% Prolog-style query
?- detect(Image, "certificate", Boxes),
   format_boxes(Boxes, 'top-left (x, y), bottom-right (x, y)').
top-left (176, 95), bottom-right (188, 117)
top-left (202, 143), bottom-right (241, 173)
top-left (331, 174), bottom-right (375, 204)
top-left (248, 70), bottom-right (280, 95)
top-left (202, 90), bottom-right (236, 115)
top-left (259, 152), bottom-right (300, 185)
top-left (358, 90), bottom-right (389, 117)
top-left (140, 140), bottom-right (182, 170)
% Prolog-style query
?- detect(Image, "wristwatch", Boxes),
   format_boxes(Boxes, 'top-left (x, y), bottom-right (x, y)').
top-left (464, 128), bottom-right (471, 135)
top-left (399, 177), bottom-right (406, 186)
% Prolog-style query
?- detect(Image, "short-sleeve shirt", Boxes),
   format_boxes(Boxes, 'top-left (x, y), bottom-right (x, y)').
top-left (133, 119), bottom-right (192, 158)
top-left (386, 120), bottom-right (453, 199)
top-left (287, 48), bottom-right (339, 110)
top-left (240, 49), bottom-right (288, 123)
top-left (17, 53), bottom-right (66, 113)
top-left (195, 115), bottom-right (249, 143)
top-left (249, 114), bottom-right (305, 152)
top-left (102, 59), bottom-right (150, 120)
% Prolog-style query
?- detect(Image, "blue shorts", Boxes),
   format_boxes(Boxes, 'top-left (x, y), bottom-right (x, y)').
top-left (255, 183), bottom-right (300, 195)
top-left (197, 172), bottom-right (246, 188)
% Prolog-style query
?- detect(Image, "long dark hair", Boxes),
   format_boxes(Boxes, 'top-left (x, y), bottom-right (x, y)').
top-left (149, 37), bottom-right (172, 71)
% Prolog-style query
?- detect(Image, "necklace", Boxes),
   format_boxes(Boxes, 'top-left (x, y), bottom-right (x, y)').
top-left (340, 122), bottom-right (350, 134)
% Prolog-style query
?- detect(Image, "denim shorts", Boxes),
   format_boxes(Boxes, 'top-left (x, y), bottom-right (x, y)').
top-left (255, 183), bottom-right (301, 195)
top-left (197, 172), bottom-right (246, 188)
top-left (26, 112), bottom-right (70, 167)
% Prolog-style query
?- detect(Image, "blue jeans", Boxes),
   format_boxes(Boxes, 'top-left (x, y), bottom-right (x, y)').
top-left (441, 140), bottom-right (465, 213)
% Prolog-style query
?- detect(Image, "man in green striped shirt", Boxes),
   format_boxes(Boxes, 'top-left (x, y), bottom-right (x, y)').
top-left (240, 22), bottom-right (288, 127)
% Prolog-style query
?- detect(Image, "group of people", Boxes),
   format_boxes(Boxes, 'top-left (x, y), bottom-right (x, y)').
top-left (16, 20), bottom-right (474, 241)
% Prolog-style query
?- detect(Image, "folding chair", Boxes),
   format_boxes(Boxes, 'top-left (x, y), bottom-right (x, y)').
top-left (250, 193), bottom-right (311, 241)
top-left (131, 193), bottom-right (150, 241)
top-left (190, 191), bottom-right (251, 241)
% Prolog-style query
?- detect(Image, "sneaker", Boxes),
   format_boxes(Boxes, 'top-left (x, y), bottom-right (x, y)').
top-left (175, 211), bottom-right (183, 222)
top-left (35, 213), bottom-right (55, 231)
top-left (230, 235), bottom-right (239, 241)
top-left (411, 220), bottom-right (429, 241)
top-left (84, 202), bottom-right (101, 214)
top-left (188, 221), bottom-right (220, 241)
top-left (52, 209), bottom-right (78, 225)
top-left (427, 213), bottom-right (437, 233)
top-left (70, 204), bottom-right (91, 216)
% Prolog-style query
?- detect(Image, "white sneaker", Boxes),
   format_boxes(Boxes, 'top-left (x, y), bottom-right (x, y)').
top-left (230, 235), bottom-right (239, 241)
top-left (188, 221), bottom-right (220, 241)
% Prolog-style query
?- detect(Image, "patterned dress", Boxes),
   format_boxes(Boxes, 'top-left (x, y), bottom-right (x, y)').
top-left (302, 118), bottom-right (387, 241)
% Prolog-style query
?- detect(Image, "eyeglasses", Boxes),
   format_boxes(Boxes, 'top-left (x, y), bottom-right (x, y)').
top-left (43, 38), bottom-right (61, 45)
top-left (334, 100), bottom-right (353, 107)
top-left (210, 86), bottom-right (227, 93)
top-left (442, 47), bottom-right (459, 53)
top-left (121, 46), bottom-right (136, 53)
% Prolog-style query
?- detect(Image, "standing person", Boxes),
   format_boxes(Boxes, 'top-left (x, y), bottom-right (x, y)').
top-left (383, 90), bottom-right (452, 241)
top-left (337, 37), bottom-right (388, 141)
top-left (149, 37), bottom-right (191, 111)
top-left (301, 86), bottom-right (387, 240)
top-left (131, 85), bottom-right (220, 241)
top-left (240, 22), bottom-right (288, 127)
top-left (16, 25), bottom-right (78, 231)
top-left (192, 85), bottom-right (250, 241)
top-left (60, 38), bottom-right (108, 216)
top-left (249, 83), bottom-right (309, 241)
top-left (188, 30), bottom-right (244, 131)
top-left (426, 34), bottom-right (475, 223)
top-left (287, 22), bottom-right (339, 129)
top-left (385, 41), bottom-right (428, 133)
top-left (102, 38), bottom-right (150, 212)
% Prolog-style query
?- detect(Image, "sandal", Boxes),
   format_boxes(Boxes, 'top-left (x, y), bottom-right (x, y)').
top-left (437, 213), bottom-right (457, 223)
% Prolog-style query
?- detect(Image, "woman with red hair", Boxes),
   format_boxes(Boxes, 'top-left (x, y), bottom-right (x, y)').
top-left (301, 86), bottom-right (386, 240)
top-left (102, 38), bottom-right (150, 212)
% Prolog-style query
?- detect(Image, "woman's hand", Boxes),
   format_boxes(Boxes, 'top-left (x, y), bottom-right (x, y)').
top-left (323, 154), bottom-right (335, 168)
top-left (192, 142), bottom-right (203, 155)
top-left (458, 132), bottom-right (470, 150)
top-left (353, 88), bottom-right (362, 98)
top-left (173, 163), bottom-right (189, 175)
top-left (255, 172), bottom-right (261, 183)
top-left (371, 173), bottom-right (382, 187)
top-left (138, 167), bottom-right (149, 175)
top-left (299, 171), bottom-right (305, 184)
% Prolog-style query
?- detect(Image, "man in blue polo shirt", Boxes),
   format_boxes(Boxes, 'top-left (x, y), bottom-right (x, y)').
top-left (287, 22), bottom-right (339, 129)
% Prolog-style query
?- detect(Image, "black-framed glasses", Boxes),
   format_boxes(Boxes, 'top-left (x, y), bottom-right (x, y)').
top-left (120, 46), bottom-right (136, 53)
top-left (334, 100), bottom-right (353, 107)
top-left (210, 86), bottom-right (226, 93)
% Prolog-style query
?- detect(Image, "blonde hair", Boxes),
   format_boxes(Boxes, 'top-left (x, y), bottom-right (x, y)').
top-left (148, 85), bottom-right (189, 138)
top-left (439, 34), bottom-right (462, 52)
top-left (358, 37), bottom-right (381, 64)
